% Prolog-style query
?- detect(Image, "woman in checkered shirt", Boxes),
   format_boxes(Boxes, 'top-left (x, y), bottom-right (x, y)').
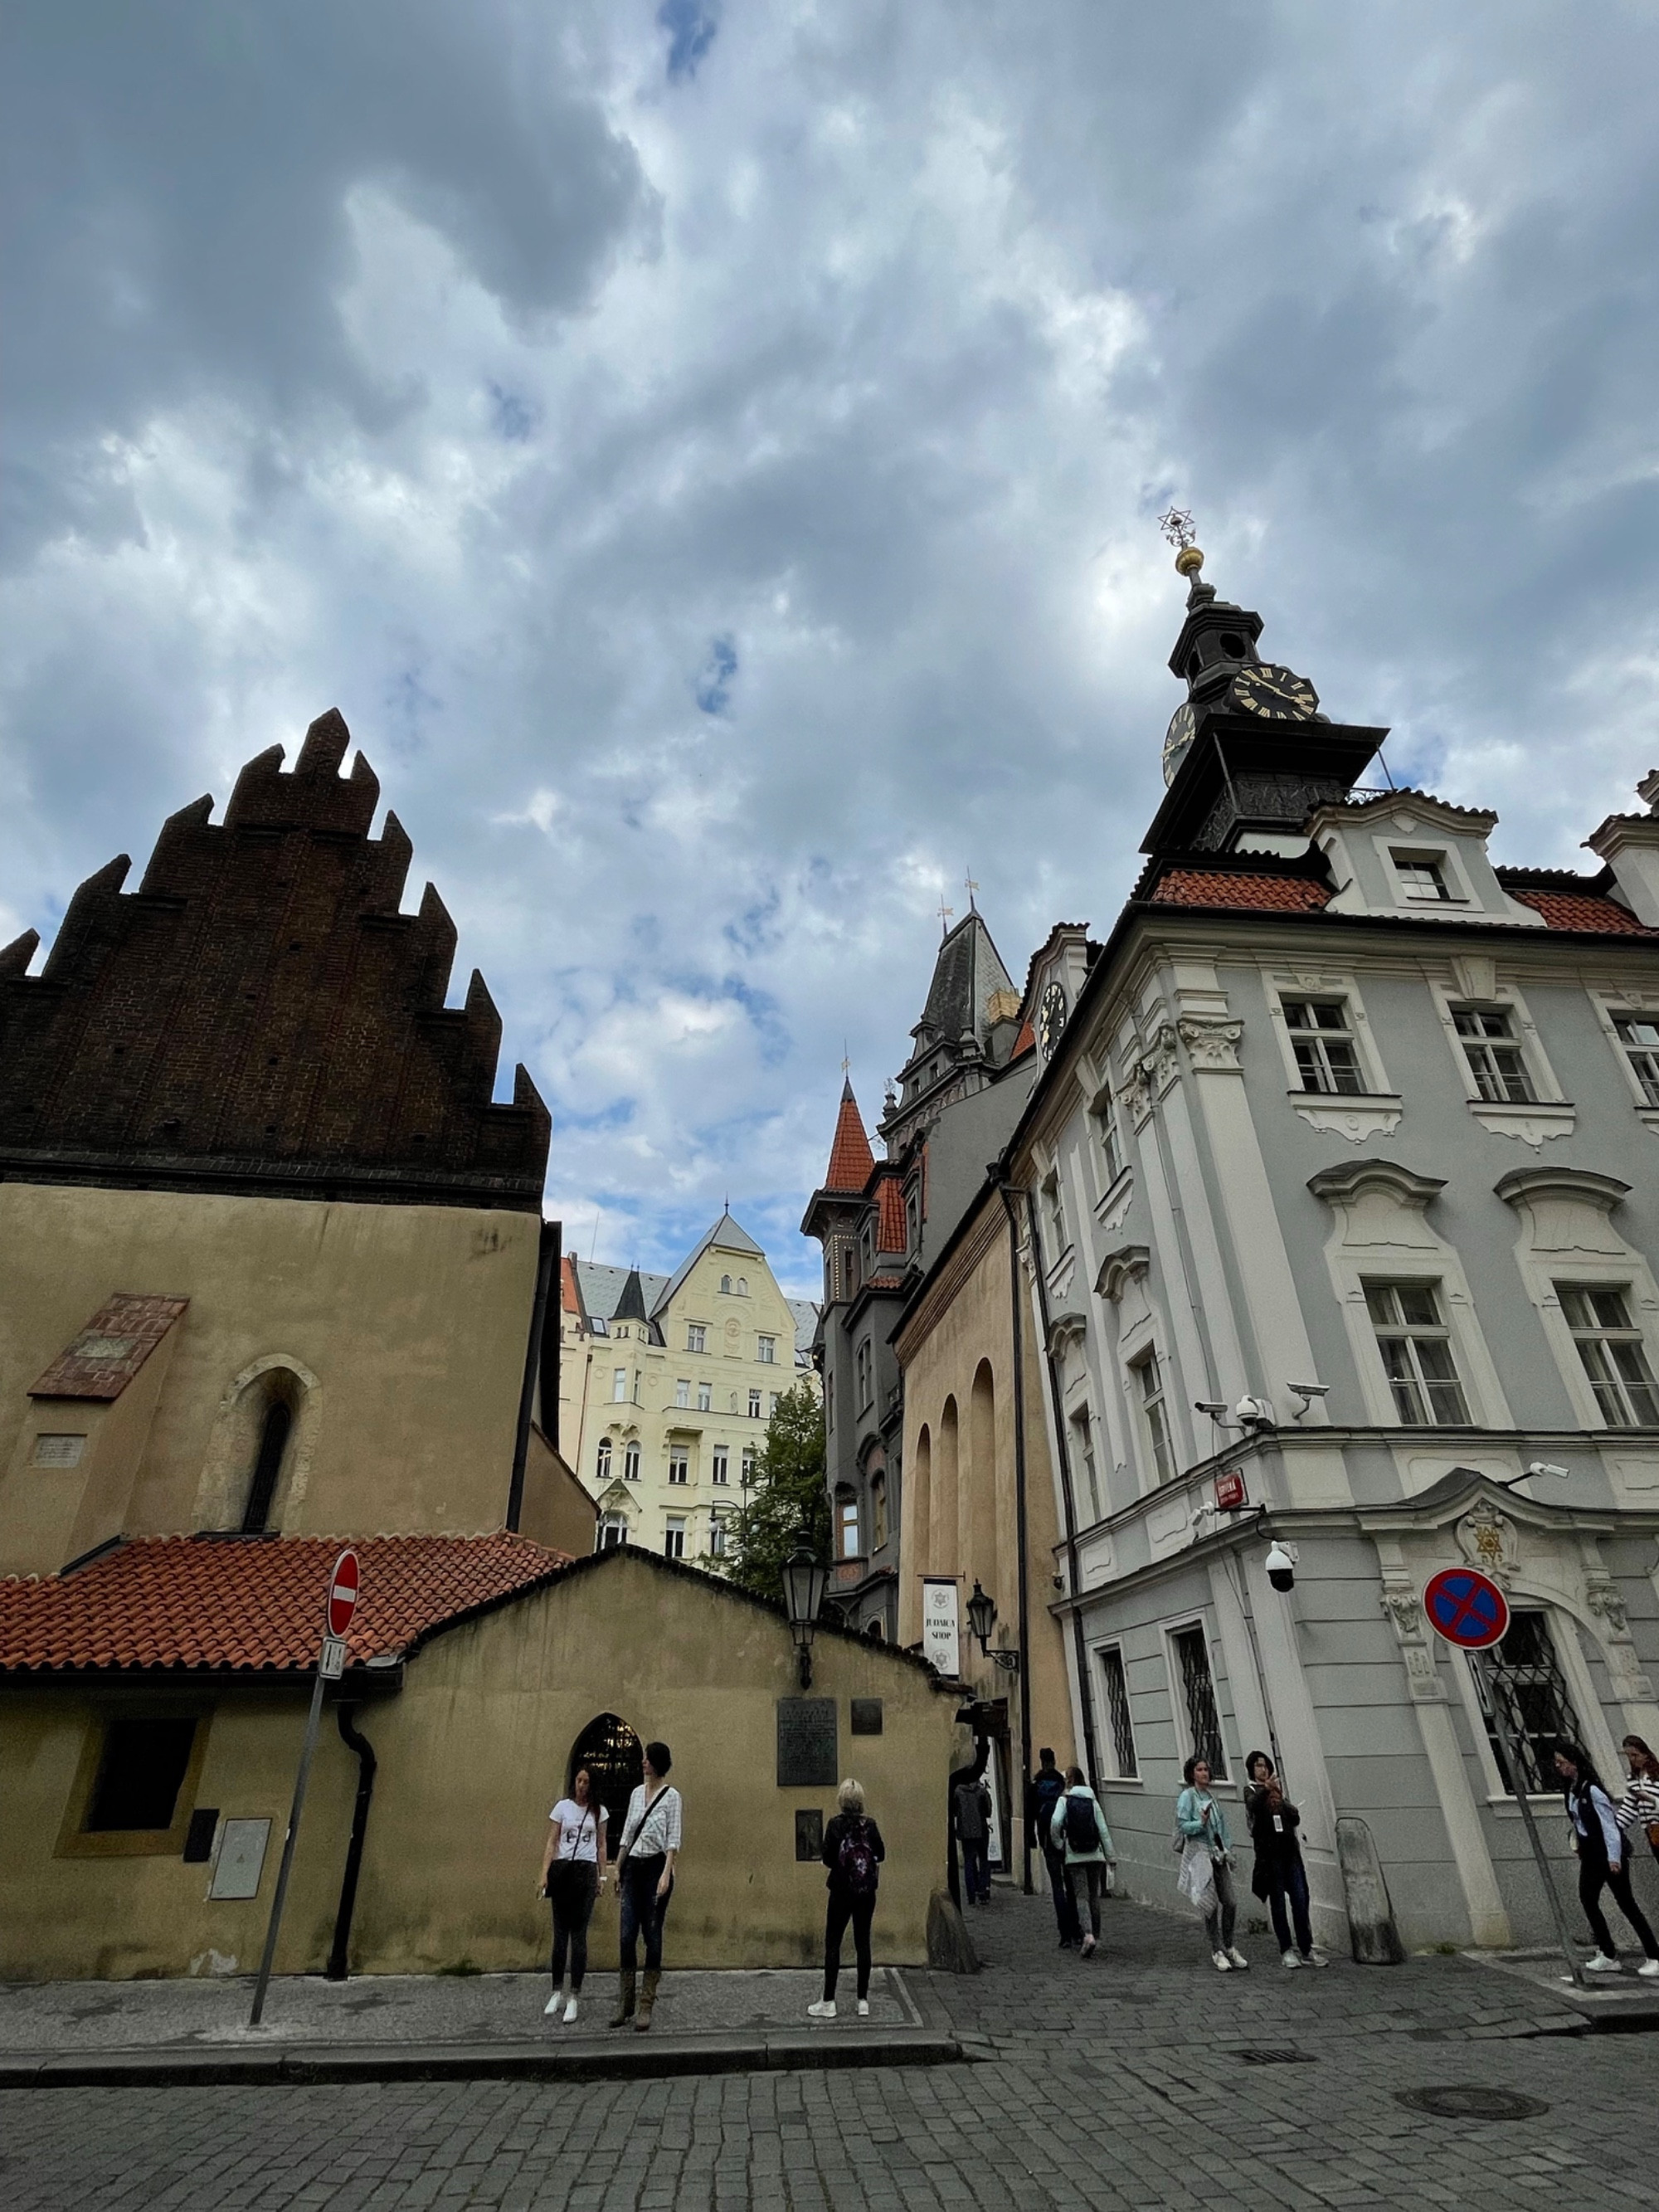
top-left (1618, 1735), bottom-right (1659, 1867)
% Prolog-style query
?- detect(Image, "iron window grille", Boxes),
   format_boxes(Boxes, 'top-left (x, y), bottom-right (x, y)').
top-left (1133, 1351), bottom-right (1175, 1484)
top-left (1471, 1610), bottom-right (1582, 1794)
top-left (1364, 1282), bottom-right (1472, 1425)
top-left (1282, 998), bottom-right (1364, 1095)
top-left (1613, 1015), bottom-right (1659, 1105)
top-left (1452, 1006), bottom-right (1535, 1103)
top-left (1098, 1647), bottom-right (1138, 1779)
top-left (1556, 1284), bottom-right (1659, 1426)
top-left (1171, 1625), bottom-right (1226, 1779)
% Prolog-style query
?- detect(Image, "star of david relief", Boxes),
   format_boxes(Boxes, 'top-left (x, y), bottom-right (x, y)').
top-left (1453, 1501), bottom-right (1518, 1582)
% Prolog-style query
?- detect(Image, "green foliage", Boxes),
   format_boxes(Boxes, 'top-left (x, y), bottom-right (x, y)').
top-left (719, 1381), bottom-right (830, 1600)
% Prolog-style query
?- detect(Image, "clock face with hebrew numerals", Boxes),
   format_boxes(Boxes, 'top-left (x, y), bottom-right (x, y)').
top-left (1039, 982), bottom-right (1068, 1061)
top-left (1231, 663), bottom-right (1318, 720)
top-left (1162, 701), bottom-right (1196, 787)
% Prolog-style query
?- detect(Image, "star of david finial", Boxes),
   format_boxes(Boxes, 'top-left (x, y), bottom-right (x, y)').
top-left (1158, 505), bottom-right (1205, 579)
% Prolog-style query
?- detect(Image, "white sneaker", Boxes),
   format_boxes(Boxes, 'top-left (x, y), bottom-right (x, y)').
top-left (1281, 1949), bottom-right (1303, 1969)
top-left (1584, 1952), bottom-right (1623, 1975)
top-left (857, 1999), bottom-right (870, 2016)
top-left (806, 1998), bottom-right (837, 2019)
top-left (1227, 1947), bottom-right (1250, 1971)
top-left (1303, 1949), bottom-right (1329, 1969)
top-left (1212, 1951), bottom-right (1232, 1972)
top-left (1637, 1960), bottom-right (1659, 1980)
top-left (543, 1993), bottom-right (562, 2016)
top-left (562, 1995), bottom-right (579, 2024)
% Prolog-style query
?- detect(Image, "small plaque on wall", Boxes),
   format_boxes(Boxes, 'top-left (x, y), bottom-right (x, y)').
top-left (776, 1697), bottom-right (838, 1786)
top-left (795, 1809), bottom-right (824, 1861)
top-left (850, 1698), bottom-right (883, 1737)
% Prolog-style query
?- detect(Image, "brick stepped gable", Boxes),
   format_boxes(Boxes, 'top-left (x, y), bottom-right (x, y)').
top-left (0, 709), bottom-right (550, 1209)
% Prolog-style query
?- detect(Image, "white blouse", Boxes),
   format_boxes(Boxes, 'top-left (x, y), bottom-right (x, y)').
top-left (620, 1781), bottom-right (683, 1859)
top-left (548, 1798), bottom-right (602, 1864)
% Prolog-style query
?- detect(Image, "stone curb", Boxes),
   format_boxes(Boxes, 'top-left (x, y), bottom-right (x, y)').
top-left (0, 2024), bottom-right (962, 2089)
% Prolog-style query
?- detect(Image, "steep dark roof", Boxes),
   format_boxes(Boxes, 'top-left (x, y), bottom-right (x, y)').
top-left (912, 913), bottom-right (1015, 1055)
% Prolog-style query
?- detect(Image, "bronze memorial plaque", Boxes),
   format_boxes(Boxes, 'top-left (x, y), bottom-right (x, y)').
top-left (850, 1698), bottom-right (883, 1736)
top-left (776, 1697), bottom-right (838, 1786)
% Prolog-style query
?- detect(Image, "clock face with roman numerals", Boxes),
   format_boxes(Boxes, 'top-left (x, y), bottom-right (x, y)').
top-left (1039, 982), bottom-right (1068, 1061)
top-left (1231, 663), bottom-right (1318, 720)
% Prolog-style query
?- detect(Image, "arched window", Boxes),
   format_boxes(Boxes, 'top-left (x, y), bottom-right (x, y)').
top-left (623, 1440), bottom-right (640, 1481)
top-left (241, 1400), bottom-right (292, 1534)
top-left (720, 1274), bottom-right (732, 1294)
top-left (737, 1277), bottom-right (747, 1296)
top-left (596, 1512), bottom-right (627, 1551)
top-left (596, 1437), bottom-right (612, 1482)
top-left (567, 1712), bottom-right (644, 1863)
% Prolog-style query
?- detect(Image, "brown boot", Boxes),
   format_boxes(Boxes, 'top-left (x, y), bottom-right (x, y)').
top-left (635, 1967), bottom-right (660, 2031)
top-left (610, 1967), bottom-right (635, 2028)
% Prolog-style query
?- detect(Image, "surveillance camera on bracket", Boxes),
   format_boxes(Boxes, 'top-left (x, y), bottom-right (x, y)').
top-left (1287, 1381), bottom-right (1330, 1420)
top-left (1235, 1395), bottom-right (1276, 1429)
top-left (1264, 1538), bottom-right (1297, 1593)
top-left (1525, 1461), bottom-right (1570, 1480)
top-left (1194, 1400), bottom-right (1228, 1417)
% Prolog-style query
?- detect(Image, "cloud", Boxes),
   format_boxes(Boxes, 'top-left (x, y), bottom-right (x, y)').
top-left (3, 2), bottom-right (1657, 1296)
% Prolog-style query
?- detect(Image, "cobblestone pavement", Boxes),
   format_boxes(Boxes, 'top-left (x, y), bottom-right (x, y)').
top-left (7, 1889), bottom-right (1657, 2211)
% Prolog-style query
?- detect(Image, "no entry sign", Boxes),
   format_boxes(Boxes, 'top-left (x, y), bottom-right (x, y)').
top-left (328, 1549), bottom-right (361, 1640)
top-left (1422, 1565), bottom-right (1510, 1650)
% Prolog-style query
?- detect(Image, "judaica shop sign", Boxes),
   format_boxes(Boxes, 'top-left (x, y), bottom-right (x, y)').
top-left (921, 1577), bottom-right (961, 1677)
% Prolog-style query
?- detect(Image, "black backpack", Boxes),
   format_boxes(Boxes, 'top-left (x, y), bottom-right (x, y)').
top-left (1063, 1791), bottom-right (1098, 1854)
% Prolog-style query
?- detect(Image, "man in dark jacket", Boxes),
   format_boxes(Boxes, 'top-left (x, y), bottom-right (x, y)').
top-left (1029, 1749), bottom-right (1081, 1946)
top-left (952, 1772), bottom-right (993, 1905)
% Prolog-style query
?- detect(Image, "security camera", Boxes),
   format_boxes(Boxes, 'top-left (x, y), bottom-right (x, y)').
top-left (1195, 1400), bottom-right (1229, 1418)
top-left (1235, 1395), bottom-right (1275, 1429)
top-left (1526, 1461), bottom-right (1569, 1480)
top-left (1264, 1539), bottom-right (1297, 1593)
top-left (1287, 1381), bottom-right (1329, 1420)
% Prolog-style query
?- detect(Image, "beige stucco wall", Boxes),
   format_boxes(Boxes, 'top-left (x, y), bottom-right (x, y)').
top-left (0, 1182), bottom-right (541, 1573)
top-left (897, 1200), bottom-right (1074, 1806)
top-left (0, 1551), bottom-right (954, 1981)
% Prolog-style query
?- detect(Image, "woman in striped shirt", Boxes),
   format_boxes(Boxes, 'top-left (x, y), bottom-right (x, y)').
top-left (610, 1740), bottom-right (683, 2032)
top-left (1618, 1735), bottom-right (1659, 1868)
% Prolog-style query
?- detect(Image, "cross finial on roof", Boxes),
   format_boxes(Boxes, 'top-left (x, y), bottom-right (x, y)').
top-left (964, 868), bottom-right (979, 913)
top-left (840, 1040), bottom-right (850, 1077)
top-left (937, 896), bottom-right (954, 936)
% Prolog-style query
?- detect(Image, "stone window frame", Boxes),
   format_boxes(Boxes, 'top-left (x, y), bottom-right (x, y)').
top-left (1496, 1167), bottom-right (1659, 1443)
top-left (1426, 969), bottom-right (1574, 1143)
top-left (1261, 962), bottom-right (1400, 1142)
top-left (1586, 986), bottom-right (1659, 1133)
top-left (1097, 1245), bottom-right (1179, 1498)
top-left (1374, 832), bottom-right (1477, 913)
top-left (1309, 1161), bottom-right (1512, 1436)
top-left (1447, 1596), bottom-right (1617, 1805)
top-left (1160, 1615), bottom-right (1232, 1785)
top-left (1092, 1642), bottom-right (1141, 1786)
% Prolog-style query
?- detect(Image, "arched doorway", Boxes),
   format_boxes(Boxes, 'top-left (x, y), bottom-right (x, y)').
top-left (567, 1713), bottom-right (644, 1860)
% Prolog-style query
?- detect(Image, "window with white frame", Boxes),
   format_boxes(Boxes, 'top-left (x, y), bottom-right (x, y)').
top-left (855, 1340), bottom-right (873, 1410)
top-left (1042, 1172), bottom-right (1067, 1259)
top-left (757, 1334), bottom-right (776, 1365)
top-left (596, 1438), bottom-right (612, 1482)
top-left (1555, 1284), bottom-right (1659, 1426)
top-left (711, 1446), bottom-right (729, 1484)
top-left (1068, 1406), bottom-right (1102, 1522)
top-left (736, 1277), bottom-right (747, 1296)
top-left (1452, 1006), bottom-right (1535, 1102)
top-left (1170, 1625), bottom-right (1226, 1778)
top-left (664, 1518), bottom-right (686, 1560)
top-left (668, 1445), bottom-right (689, 1484)
top-left (1392, 850), bottom-right (1456, 904)
top-left (741, 1447), bottom-right (757, 1485)
top-left (748, 1388), bottom-right (762, 1419)
top-left (687, 1323), bottom-right (706, 1354)
top-left (1612, 1015), bottom-right (1659, 1106)
top-left (1131, 1350), bottom-right (1174, 1484)
top-left (769, 1391), bottom-right (780, 1416)
top-left (596, 1513), bottom-right (627, 1551)
top-left (674, 1377), bottom-right (691, 1409)
top-left (836, 1488), bottom-right (859, 1560)
top-left (905, 1185), bottom-right (921, 1248)
top-left (720, 1274), bottom-right (732, 1294)
top-left (1363, 1282), bottom-right (1471, 1425)
top-left (611, 1367), bottom-right (627, 1403)
top-left (1468, 1610), bottom-right (1583, 1794)
top-left (623, 1441), bottom-right (640, 1482)
top-left (707, 1512), bottom-right (727, 1558)
top-left (1282, 997), bottom-right (1364, 1094)
top-left (1096, 1646), bottom-right (1138, 1779)
top-left (698, 1380), bottom-right (712, 1411)
top-left (1093, 1094), bottom-right (1125, 1184)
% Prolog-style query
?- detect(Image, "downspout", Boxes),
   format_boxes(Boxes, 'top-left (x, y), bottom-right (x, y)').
top-left (998, 1183), bottom-right (1034, 1897)
top-left (538, 1220), bottom-right (562, 1452)
top-left (508, 1219), bottom-right (559, 1532)
top-left (325, 1703), bottom-right (377, 1981)
top-left (1021, 1186), bottom-right (1102, 1792)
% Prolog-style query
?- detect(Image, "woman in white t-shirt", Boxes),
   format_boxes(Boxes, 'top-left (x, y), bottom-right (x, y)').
top-left (538, 1765), bottom-right (608, 2023)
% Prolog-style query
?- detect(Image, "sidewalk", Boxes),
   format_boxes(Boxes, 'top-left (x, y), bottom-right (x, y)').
top-left (0, 1966), bottom-right (959, 2088)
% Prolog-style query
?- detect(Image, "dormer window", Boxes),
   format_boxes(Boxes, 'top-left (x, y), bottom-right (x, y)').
top-left (1392, 851), bottom-right (1454, 904)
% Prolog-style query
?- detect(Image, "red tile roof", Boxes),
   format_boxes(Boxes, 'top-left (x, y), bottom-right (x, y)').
top-left (1507, 888), bottom-right (1651, 934)
top-left (1010, 1017), bottom-right (1036, 1060)
top-left (822, 1079), bottom-right (877, 1194)
top-left (876, 1177), bottom-right (907, 1255)
top-left (0, 1532), bottom-right (569, 1675)
top-left (30, 1294), bottom-right (189, 1401)
top-left (1149, 870), bottom-right (1332, 914)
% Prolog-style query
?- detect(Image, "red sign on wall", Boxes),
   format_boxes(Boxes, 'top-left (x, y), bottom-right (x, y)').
top-left (1214, 1469), bottom-right (1248, 1513)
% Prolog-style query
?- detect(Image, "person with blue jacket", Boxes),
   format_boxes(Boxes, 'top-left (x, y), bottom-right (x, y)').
top-left (1176, 1756), bottom-right (1248, 1972)
top-left (1048, 1766), bottom-right (1114, 1957)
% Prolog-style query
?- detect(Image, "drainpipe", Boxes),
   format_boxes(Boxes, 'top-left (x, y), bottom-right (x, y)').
top-left (538, 1221), bottom-right (562, 1452)
top-left (508, 1220), bottom-right (559, 1532)
top-left (998, 1183), bottom-right (1034, 1897)
top-left (1020, 1187), bottom-right (1102, 1792)
top-left (325, 1703), bottom-right (377, 1981)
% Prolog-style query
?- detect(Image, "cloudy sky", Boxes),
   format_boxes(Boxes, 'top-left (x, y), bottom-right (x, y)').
top-left (4, 2), bottom-right (1657, 1294)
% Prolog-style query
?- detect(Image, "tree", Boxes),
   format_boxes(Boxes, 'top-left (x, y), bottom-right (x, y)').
top-left (720, 1381), bottom-right (830, 1600)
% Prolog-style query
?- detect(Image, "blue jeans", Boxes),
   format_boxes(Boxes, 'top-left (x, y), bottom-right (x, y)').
top-left (1266, 1855), bottom-right (1313, 1956)
top-left (619, 1855), bottom-right (673, 1971)
top-left (960, 1837), bottom-right (989, 1903)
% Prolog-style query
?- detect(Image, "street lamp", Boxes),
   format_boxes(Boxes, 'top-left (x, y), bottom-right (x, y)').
top-left (781, 1532), bottom-right (830, 1689)
top-left (966, 1580), bottom-right (1020, 1673)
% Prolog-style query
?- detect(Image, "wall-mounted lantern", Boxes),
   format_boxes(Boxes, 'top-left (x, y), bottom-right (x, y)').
top-left (781, 1533), bottom-right (830, 1688)
top-left (965, 1580), bottom-right (1020, 1673)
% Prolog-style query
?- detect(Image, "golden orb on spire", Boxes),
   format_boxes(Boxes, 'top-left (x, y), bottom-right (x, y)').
top-left (1174, 543), bottom-right (1204, 577)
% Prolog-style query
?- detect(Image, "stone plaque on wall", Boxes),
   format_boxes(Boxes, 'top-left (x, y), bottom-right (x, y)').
top-left (849, 1698), bottom-right (883, 1737)
top-left (776, 1697), bottom-right (838, 1786)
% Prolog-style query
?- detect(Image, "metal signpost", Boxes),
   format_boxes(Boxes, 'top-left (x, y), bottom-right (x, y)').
top-left (1419, 1566), bottom-right (1586, 1991)
top-left (250, 1547), bottom-right (359, 2027)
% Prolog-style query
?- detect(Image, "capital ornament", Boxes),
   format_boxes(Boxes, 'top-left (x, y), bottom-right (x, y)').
top-left (1177, 1015), bottom-right (1244, 1073)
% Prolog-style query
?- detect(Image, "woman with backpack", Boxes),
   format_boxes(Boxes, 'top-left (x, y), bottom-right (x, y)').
top-left (809, 1778), bottom-right (886, 2020)
top-left (1176, 1756), bottom-right (1248, 1972)
top-left (1049, 1766), bottom-right (1114, 1959)
top-left (1553, 1741), bottom-right (1659, 1977)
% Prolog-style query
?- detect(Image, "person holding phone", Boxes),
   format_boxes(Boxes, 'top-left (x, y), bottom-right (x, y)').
top-left (611, 1740), bottom-right (683, 2029)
